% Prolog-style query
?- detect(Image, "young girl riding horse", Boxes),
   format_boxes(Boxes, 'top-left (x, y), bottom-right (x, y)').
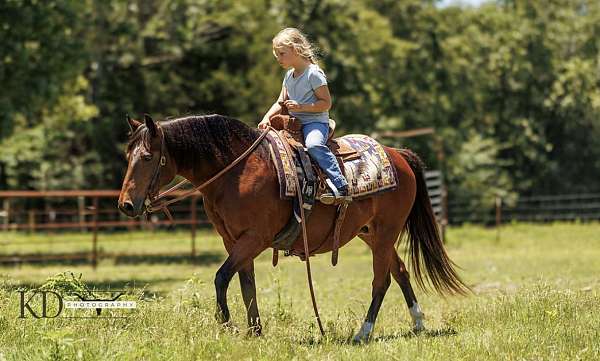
top-left (259, 28), bottom-right (351, 203)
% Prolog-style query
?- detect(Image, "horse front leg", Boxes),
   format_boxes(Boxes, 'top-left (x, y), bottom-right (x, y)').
top-left (214, 257), bottom-right (235, 325)
top-left (238, 261), bottom-right (262, 336)
top-left (214, 234), bottom-right (265, 327)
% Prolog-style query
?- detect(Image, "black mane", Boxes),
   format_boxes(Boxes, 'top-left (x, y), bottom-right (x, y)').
top-left (127, 114), bottom-right (267, 171)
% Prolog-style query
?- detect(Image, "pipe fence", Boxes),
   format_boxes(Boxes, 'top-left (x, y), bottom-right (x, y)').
top-left (0, 190), bottom-right (209, 267)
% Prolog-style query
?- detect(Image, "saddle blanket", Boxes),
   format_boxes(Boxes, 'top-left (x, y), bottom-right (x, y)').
top-left (266, 130), bottom-right (398, 201)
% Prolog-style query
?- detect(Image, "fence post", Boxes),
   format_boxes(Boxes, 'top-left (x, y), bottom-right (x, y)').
top-left (434, 134), bottom-right (447, 243)
top-left (28, 210), bottom-right (36, 233)
top-left (78, 196), bottom-right (86, 232)
top-left (92, 197), bottom-right (99, 269)
top-left (2, 199), bottom-right (9, 231)
top-left (191, 196), bottom-right (197, 259)
top-left (441, 185), bottom-right (448, 243)
top-left (495, 195), bottom-right (502, 242)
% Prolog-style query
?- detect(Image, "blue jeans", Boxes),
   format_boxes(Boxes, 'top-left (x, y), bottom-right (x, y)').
top-left (303, 122), bottom-right (348, 190)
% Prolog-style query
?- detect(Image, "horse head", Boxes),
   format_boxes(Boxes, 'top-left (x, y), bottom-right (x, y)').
top-left (118, 114), bottom-right (177, 217)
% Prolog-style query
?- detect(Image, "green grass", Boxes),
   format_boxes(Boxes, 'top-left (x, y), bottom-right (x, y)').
top-left (1, 223), bottom-right (600, 360)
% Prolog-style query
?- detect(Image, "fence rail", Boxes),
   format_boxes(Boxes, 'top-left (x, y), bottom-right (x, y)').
top-left (0, 189), bottom-right (207, 267)
top-left (448, 193), bottom-right (600, 224)
top-left (3, 188), bottom-right (599, 266)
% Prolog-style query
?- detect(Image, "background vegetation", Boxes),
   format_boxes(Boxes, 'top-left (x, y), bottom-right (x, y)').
top-left (1, 0), bottom-right (599, 209)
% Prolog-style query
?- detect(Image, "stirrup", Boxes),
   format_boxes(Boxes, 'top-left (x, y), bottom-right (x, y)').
top-left (320, 179), bottom-right (352, 205)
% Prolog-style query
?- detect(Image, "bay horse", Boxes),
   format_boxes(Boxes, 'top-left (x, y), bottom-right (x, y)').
top-left (118, 114), bottom-right (468, 342)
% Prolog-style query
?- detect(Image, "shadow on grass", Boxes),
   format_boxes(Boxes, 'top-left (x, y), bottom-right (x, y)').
top-left (0, 251), bottom-right (224, 267)
top-left (297, 327), bottom-right (458, 346)
top-left (374, 327), bottom-right (458, 341)
top-left (114, 251), bottom-right (223, 265)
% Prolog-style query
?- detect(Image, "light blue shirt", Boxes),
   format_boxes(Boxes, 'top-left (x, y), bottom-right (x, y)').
top-left (283, 64), bottom-right (329, 124)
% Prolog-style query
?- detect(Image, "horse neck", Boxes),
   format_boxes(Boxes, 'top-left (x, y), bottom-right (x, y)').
top-left (163, 116), bottom-right (260, 187)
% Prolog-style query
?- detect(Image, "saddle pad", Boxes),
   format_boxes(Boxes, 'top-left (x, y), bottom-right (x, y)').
top-left (266, 131), bottom-right (297, 198)
top-left (267, 131), bottom-right (398, 200)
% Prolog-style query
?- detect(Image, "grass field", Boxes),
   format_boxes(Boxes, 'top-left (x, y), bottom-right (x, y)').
top-left (1, 223), bottom-right (599, 360)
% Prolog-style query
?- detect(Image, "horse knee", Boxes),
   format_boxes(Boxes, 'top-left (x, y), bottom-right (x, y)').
top-left (372, 272), bottom-right (392, 294)
top-left (214, 269), bottom-right (230, 291)
top-left (392, 254), bottom-right (410, 280)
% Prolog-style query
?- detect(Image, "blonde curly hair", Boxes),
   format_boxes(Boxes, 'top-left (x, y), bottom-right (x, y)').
top-left (272, 27), bottom-right (318, 64)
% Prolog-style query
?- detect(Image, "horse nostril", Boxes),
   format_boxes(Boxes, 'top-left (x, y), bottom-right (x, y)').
top-left (119, 201), bottom-right (135, 215)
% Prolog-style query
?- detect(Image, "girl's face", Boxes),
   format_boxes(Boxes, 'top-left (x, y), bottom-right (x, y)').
top-left (273, 45), bottom-right (296, 69)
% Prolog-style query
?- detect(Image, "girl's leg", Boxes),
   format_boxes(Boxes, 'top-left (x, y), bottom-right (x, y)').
top-left (303, 122), bottom-right (348, 190)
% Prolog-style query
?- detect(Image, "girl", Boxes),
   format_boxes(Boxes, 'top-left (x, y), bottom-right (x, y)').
top-left (259, 28), bottom-right (350, 203)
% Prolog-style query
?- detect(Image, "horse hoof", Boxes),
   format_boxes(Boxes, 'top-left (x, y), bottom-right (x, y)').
top-left (246, 325), bottom-right (262, 337)
top-left (220, 321), bottom-right (239, 334)
top-left (352, 334), bottom-right (370, 344)
top-left (412, 320), bottom-right (425, 333)
top-left (352, 321), bottom-right (373, 344)
top-left (412, 325), bottom-right (425, 334)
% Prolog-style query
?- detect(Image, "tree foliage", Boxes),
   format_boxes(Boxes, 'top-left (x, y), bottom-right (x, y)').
top-left (1, 0), bottom-right (599, 207)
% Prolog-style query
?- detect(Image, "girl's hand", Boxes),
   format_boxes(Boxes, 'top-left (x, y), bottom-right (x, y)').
top-left (284, 100), bottom-right (300, 110)
top-left (258, 119), bottom-right (271, 130)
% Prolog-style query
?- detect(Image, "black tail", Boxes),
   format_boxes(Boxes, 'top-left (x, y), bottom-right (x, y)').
top-left (397, 148), bottom-right (470, 295)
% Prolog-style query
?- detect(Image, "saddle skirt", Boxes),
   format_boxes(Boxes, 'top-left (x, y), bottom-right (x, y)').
top-left (266, 129), bottom-right (398, 201)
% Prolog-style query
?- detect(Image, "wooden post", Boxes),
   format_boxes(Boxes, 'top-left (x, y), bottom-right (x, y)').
top-left (48, 206), bottom-right (56, 235)
top-left (92, 197), bottom-right (99, 269)
top-left (2, 199), bottom-right (9, 231)
top-left (28, 210), bottom-right (36, 233)
top-left (495, 195), bottom-right (502, 242)
top-left (441, 185), bottom-right (448, 243)
top-left (78, 196), bottom-right (86, 232)
top-left (190, 196), bottom-right (197, 258)
top-left (435, 135), bottom-right (448, 243)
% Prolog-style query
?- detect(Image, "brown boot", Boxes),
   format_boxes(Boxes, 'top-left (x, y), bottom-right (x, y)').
top-left (320, 185), bottom-right (352, 205)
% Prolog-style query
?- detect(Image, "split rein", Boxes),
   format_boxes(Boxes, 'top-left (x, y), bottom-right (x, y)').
top-left (142, 124), bottom-right (325, 336)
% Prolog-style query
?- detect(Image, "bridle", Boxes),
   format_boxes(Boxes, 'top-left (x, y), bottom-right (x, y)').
top-left (142, 124), bottom-right (168, 214)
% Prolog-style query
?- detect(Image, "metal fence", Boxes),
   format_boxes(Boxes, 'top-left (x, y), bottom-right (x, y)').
top-left (3, 186), bottom-right (598, 267)
top-left (448, 193), bottom-right (600, 225)
top-left (424, 170), bottom-right (448, 241)
top-left (0, 190), bottom-right (209, 267)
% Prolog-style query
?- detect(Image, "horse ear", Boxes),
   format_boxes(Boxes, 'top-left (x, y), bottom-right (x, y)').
top-left (144, 113), bottom-right (157, 137)
top-left (126, 114), bottom-right (142, 133)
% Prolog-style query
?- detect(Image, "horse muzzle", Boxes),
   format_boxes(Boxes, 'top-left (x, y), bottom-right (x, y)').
top-left (118, 199), bottom-right (142, 218)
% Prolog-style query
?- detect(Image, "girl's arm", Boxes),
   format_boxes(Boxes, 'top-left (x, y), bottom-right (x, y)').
top-left (259, 86), bottom-right (286, 128)
top-left (285, 85), bottom-right (331, 113)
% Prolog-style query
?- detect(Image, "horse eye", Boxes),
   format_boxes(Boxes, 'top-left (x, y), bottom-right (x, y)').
top-left (142, 154), bottom-right (153, 161)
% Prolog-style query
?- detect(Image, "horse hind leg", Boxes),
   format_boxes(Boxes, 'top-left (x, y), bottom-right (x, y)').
top-left (391, 250), bottom-right (425, 332)
top-left (353, 227), bottom-right (396, 343)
